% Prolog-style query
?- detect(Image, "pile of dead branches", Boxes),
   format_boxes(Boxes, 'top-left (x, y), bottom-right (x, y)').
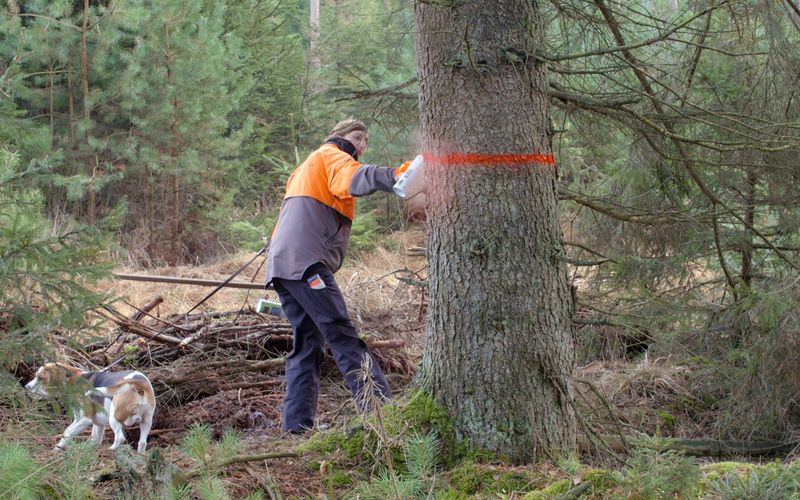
top-left (76, 297), bottom-right (414, 437)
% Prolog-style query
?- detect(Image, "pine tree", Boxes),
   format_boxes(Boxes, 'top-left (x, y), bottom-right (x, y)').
top-left (0, 110), bottom-right (111, 379)
top-left (415, 0), bottom-right (576, 462)
top-left (2, 0), bottom-right (263, 264)
top-left (545, 1), bottom-right (800, 437)
top-left (103, 0), bottom-right (253, 263)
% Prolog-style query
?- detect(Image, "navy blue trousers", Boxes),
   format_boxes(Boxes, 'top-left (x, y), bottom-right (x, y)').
top-left (273, 263), bottom-right (392, 432)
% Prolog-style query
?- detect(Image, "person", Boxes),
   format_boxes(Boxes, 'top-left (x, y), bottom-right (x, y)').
top-left (264, 118), bottom-right (411, 434)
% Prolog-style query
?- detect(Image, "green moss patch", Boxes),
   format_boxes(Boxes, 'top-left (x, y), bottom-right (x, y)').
top-left (384, 390), bottom-right (465, 463)
top-left (524, 478), bottom-right (572, 499)
top-left (447, 460), bottom-right (540, 496)
top-left (700, 460), bottom-right (800, 498)
top-left (298, 428), bottom-right (365, 460)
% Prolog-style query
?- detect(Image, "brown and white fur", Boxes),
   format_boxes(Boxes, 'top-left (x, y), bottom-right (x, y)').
top-left (25, 362), bottom-right (156, 453)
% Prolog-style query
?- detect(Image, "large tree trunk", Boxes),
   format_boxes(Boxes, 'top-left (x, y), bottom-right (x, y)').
top-left (415, 0), bottom-right (576, 462)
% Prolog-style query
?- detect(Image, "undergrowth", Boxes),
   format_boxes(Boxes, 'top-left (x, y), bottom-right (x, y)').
top-left (0, 439), bottom-right (98, 499)
top-left (302, 389), bottom-right (800, 500)
top-left (4, 393), bottom-right (800, 498)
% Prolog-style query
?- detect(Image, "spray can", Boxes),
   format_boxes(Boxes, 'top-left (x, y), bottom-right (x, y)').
top-left (393, 154), bottom-right (425, 199)
top-left (256, 298), bottom-right (282, 316)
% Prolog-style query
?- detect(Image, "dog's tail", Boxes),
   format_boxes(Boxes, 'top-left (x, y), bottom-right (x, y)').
top-left (94, 379), bottom-right (155, 426)
top-left (92, 379), bottom-right (155, 407)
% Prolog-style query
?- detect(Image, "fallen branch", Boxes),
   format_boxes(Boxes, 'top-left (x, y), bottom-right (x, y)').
top-left (219, 379), bottom-right (283, 391)
top-left (558, 481), bottom-right (592, 500)
top-left (214, 332), bottom-right (293, 349)
top-left (114, 273), bottom-right (264, 290)
top-left (218, 358), bottom-right (287, 376)
top-left (130, 296), bottom-right (164, 322)
top-left (149, 359), bottom-right (286, 385)
top-left (185, 451), bottom-right (301, 479)
top-left (580, 435), bottom-right (798, 457)
top-left (365, 339), bottom-right (405, 349)
top-left (97, 306), bottom-right (186, 347)
top-left (196, 325), bottom-right (293, 347)
top-left (87, 297), bottom-right (166, 354)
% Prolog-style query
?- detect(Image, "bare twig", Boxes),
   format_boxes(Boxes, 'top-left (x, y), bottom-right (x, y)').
top-left (185, 451), bottom-right (301, 479)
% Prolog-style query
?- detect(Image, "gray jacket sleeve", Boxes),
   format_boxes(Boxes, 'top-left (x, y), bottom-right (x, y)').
top-left (348, 164), bottom-right (397, 197)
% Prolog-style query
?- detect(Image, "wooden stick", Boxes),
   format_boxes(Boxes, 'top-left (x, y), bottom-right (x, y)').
top-left (177, 326), bottom-right (209, 348)
top-left (219, 379), bottom-right (283, 390)
top-left (97, 307), bottom-right (185, 347)
top-left (114, 273), bottom-right (265, 290)
top-left (151, 358), bottom-right (287, 385)
top-left (580, 435), bottom-right (798, 457)
top-left (216, 358), bottom-right (286, 376)
top-left (214, 332), bottom-right (293, 349)
top-left (185, 451), bottom-right (301, 479)
top-left (366, 339), bottom-right (405, 349)
top-left (130, 296), bottom-right (164, 322)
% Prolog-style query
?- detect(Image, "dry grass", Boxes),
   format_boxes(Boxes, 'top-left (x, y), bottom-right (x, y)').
top-left (576, 356), bottom-right (701, 439)
top-left (100, 228), bottom-right (428, 332)
top-left (99, 256), bottom-right (270, 319)
top-left (338, 229), bottom-right (428, 354)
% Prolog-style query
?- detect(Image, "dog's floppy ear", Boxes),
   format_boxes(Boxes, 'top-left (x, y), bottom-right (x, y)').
top-left (37, 363), bottom-right (68, 386)
top-left (53, 363), bottom-right (83, 383)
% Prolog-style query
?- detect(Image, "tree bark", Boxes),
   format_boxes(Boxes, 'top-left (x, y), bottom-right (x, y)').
top-left (741, 169), bottom-right (757, 288)
top-left (415, 0), bottom-right (576, 462)
top-left (164, 23), bottom-right (182, 260)
top-left (67, 60), bottom-right (76, 145)
top-left (309, 0), bottom-right (320, 70)
top-left (81, 0), bottom-right (94, 225)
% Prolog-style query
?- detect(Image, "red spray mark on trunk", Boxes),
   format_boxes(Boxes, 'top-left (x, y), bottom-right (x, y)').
top-left (423, 152), bottom-right (556, 166)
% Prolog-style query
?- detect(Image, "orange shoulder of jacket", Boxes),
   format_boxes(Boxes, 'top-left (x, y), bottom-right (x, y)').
top-left (284, 144), bottom-right (360, 219)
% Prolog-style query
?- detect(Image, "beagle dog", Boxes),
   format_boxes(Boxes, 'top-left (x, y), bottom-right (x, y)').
top-left (25, 362), bottom-right (156, 453)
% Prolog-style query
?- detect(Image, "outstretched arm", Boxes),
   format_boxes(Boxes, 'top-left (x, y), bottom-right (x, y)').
top-left (348, 164), bottom-right (399, 196)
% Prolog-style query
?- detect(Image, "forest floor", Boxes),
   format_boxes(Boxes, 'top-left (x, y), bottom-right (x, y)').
top-left (11, 228), bottom-right (430, 498)
top-left (113, 228), bottom-right (428, 498)
top-left (8, 226), bottom-right (798, 498)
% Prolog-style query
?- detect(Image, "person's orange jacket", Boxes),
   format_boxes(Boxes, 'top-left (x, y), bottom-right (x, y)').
top-left (284, 143), bottom-right (361, 220)
top-left (265, 142), bottom-right (408, 283)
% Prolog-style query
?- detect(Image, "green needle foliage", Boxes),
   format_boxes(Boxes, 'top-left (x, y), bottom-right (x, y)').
top-left (0, 146), bottom-right (112, 381)
top-left (0, 441), bottom-right (41, 500)
top-left (0, 56), bottom-right (113, 499)
top-left (705, 462), bottom-right (800, 499)
top-left (179, 424), bottom-right (250, 498)
top-left (355, 430), bottom-right (441, 500)
top-left (618, 447), bottom-right (701, 499)
top-left (0, 0), bottom-right (418, 265)
top-left (403, 431), bottom-right (441, 481)
top-left (545, 0), bottom-right (800, 439)
top-left (0, 440), bottom-right (99, 500)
